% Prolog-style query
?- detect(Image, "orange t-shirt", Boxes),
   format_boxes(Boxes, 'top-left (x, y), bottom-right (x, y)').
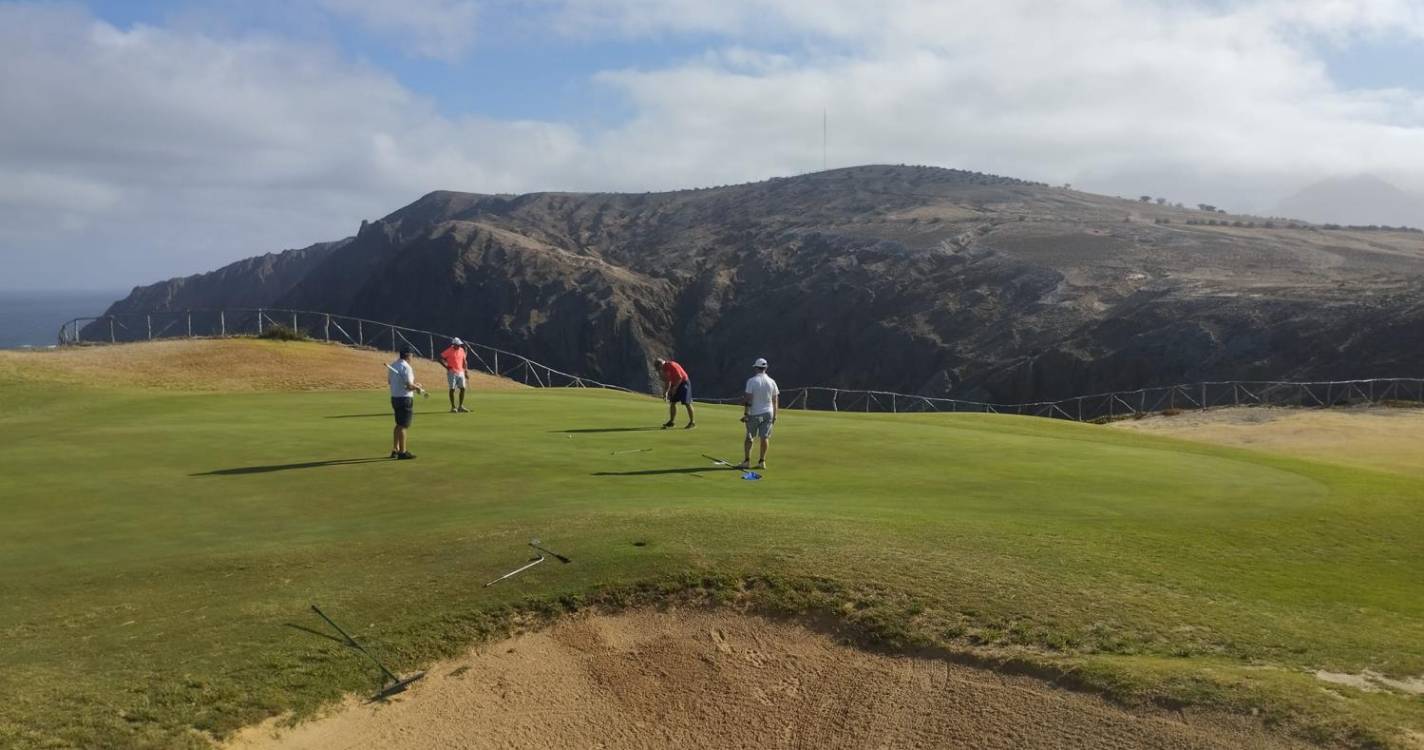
top-left (661, 360), bottom-right (688, 387)
top-left (441, 345), bottom-right (467, 375)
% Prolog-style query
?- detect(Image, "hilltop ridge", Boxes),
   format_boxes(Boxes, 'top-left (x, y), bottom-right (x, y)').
top-left (96, 165), bottom-right (1424, 401)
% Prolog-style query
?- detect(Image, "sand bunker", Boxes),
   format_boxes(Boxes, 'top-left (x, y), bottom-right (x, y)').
top-left (228, 609), bottom-right (1305, 750)
top-left (1111, 406), bottom-right (1424, 478)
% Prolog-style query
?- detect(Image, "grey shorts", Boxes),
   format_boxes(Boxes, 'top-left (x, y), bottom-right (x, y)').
top-left (447, 371), bottom-right (467, 389)
top-left (745, 412), bottom-right (774, 439)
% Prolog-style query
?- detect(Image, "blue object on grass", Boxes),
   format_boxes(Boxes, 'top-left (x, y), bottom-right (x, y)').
top-left (741, 471), bottom-right (762, 480)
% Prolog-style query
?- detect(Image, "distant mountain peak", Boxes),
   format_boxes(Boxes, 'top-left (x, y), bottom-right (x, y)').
top-left (1274, 174), bottom-right (1424, 227)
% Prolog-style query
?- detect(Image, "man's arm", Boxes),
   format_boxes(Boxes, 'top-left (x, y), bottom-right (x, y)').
top-left (772, 393), bottom-right (780, 421)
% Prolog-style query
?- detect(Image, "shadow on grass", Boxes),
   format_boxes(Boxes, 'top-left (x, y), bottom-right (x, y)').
top-left (191, 458), bottom-right (391, 476)
top-left (556, 426), bottom-right (664, 434)
top-left (324, 413), bottom-right (390, 419)
top-left (594, 466), bottom-right (733, 476)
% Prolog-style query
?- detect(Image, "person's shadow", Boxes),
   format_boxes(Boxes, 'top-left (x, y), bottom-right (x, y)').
top-left (556, 427), bottom-right (663, 434)
top-left (191, 458), bottom-right (391, 476)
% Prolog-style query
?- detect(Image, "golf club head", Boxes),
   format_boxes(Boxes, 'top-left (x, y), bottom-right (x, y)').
top-left (530, 540), bottom-right (572, 564)
top-left (370, 671), bottom-right (425, 701)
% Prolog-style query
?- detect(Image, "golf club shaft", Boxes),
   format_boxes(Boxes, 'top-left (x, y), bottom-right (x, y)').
top-left (310, 605), bottom-right (399, 682)
top-left (484, 555), bottom-right (545, 586)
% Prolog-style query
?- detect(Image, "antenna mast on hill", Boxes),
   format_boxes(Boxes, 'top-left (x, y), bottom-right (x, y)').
top-left (822, 109), bottom-right (827, 172)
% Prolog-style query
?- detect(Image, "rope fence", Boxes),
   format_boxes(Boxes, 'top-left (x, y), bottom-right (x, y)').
top-left (58, 309), bottom-right (1424, 422)
top-left (59, 308), bottom-right (633, 393)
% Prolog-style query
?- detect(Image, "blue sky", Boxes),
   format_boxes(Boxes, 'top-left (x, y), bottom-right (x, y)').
top-left (2, 0), bottom-right (1423, 290)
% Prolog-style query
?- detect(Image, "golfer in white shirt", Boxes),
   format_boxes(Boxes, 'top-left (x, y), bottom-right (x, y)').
top-left (737, 357), bottom-right (780, 470)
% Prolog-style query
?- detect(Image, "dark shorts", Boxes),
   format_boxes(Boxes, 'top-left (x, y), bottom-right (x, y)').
top-left (391, 397), bottom-right (414, 428)
top-left (668, 381), bottom-right (691, 405)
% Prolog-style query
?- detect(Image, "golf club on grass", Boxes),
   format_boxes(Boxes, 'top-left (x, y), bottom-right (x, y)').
top-left (484, 553), bottom-right (545, 587)
top-left (529, 538), bottom-right (572, 563)
top-left (701, 454), bottom-right (760, 479)
top-left (309, 605), bottom-right (425, 701)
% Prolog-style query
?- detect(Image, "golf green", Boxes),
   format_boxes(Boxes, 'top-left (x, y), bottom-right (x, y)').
top-left (2, 367), bottom-right (1422, 748)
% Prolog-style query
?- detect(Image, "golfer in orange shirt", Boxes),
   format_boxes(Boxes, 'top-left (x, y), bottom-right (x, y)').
top-left (440, 337), bottom-right (470, 413)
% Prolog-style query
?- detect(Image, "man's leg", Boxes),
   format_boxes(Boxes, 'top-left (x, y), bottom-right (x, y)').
top-left (740, 434), bottom-right (753, 467)
top-left (458, 387), bottom-right (466, 409)
top-left (449, 389), bottom-right (457, 410)
top-left (683, 402), bottom-right (696, 426)
top-left (665, 400), bottom-right (676, 427)
top-left (392, 424), bottom-right (401, 454)
top-left (758, 437), bottom-right (770, 464)
top-left (394, 425), bottom-right (406, 453)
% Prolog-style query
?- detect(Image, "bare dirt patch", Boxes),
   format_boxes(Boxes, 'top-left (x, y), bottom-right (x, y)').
top-left (227, 609), bottom-right (1307, 750)
top-left (1111, 406), bottom-right (1424, 477)
top-left (0, 339), bottom-right (523, 393)
top-left (1315, 670), bottom-right (1424, 696)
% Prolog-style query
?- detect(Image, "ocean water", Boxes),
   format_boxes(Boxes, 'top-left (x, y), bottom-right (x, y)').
top-left (0, 290), bottom-right (123, 349)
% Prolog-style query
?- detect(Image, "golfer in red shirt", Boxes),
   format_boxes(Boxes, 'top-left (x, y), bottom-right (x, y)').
top-left (655, 357), bottom-right (696, 429)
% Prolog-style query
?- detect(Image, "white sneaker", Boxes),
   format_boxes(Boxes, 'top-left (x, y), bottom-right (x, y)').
top-left (755, 461), bottom-right (766, 470)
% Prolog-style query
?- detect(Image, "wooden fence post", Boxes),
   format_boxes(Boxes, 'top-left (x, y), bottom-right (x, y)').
top-left (146, 315), bottom-right (152, 341)
top-left (257, 309), bottom-right (264, 335)
top-left (109, 318), bottom-right (115, 343)
top-left (220, 311), bottom-right (226, 337)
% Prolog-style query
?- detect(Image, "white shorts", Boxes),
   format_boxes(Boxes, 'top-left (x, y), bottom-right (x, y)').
top-left (447, 371), bottom-right (468, 389)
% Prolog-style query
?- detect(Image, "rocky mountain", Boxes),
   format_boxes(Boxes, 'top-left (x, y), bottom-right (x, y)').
top-left (1273, 175), bottom-right (1424, 229)
top-left (102, 239), bottom-right (349, 315)
top-left (97, 165), bottom-right (1424, 401)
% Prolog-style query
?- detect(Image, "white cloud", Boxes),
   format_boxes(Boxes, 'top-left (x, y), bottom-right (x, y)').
top-left (4, 0), bottom-right (1424, 290)
top-left (315, 0), bottom-right (479, 61)
top-left (0, 3), bottom-right (580, 288)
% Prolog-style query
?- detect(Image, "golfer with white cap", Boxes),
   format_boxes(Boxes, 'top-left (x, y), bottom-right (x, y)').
top-left (439, 337), bottom-right (470, 413)
top-left (737, 357), bottom-right (779, 470)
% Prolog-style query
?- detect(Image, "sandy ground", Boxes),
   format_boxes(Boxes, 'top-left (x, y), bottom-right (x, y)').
top-left (227, 609), bottom-right (1306, 750)
top-left (0, 339), bottom-right (523, 392)
top-left (1111, 406), bottom-right (1424, 478)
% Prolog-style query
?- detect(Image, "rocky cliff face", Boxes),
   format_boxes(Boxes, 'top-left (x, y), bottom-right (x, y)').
top-left (99, 165), bottom-right (1424, 400)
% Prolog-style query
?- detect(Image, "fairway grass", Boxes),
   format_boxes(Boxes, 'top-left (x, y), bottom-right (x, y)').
top-left (2, 356), bottom-right (1423, 748)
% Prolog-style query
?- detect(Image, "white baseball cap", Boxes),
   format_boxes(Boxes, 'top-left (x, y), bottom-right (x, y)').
top-left (753, 357), bottom-right (768, 368)
top-left (451, 337), bottom-right (464, 345)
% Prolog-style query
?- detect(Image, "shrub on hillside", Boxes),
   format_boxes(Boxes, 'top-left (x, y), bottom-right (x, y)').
top-left (258, 323), bottom-right (308, 341)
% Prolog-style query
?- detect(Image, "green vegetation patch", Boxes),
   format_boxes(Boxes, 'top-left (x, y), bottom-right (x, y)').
top-left (1, 384), bottom-right (1421, 748)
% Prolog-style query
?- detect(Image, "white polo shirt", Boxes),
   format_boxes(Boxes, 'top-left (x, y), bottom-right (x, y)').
top-left (744, 372), bottom-right (779, 416)
top-left (388, 359), bottom-right (416, 397)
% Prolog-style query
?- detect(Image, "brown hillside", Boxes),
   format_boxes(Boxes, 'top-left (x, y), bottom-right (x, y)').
top-left (0, 339), bottom-right (524, 392)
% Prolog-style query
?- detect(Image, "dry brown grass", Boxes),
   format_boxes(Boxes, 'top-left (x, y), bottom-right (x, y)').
top-left (1112, 405), bottom-right (1424, 478)
top-left (0, 338), bottom-right (526, 393)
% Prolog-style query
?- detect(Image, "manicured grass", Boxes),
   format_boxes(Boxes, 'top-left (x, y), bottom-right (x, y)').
top-left (1, 378), bottom-right (1422, 748)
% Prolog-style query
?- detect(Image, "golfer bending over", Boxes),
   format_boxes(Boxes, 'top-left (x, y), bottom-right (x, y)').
top-left (388, 347), bottom-right (426, 460)
top-left (440, 337), bottom-right (470, 413)
top-left (655, 357), bottom-right (696, 429)
top-left (738, 357), bottom-right (779, 470)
